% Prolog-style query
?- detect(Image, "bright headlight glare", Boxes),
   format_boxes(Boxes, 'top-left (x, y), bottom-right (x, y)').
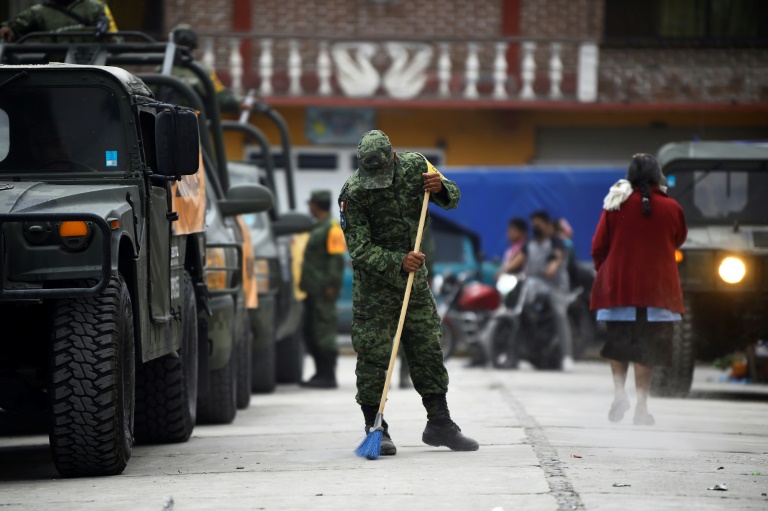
top-left (718, 256), bottom-right (746, 284)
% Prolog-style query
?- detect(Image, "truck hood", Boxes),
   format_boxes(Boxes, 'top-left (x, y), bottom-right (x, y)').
top-left (683, 225), bottom-right (768, 253)
top-left (0, 181), bottom-right (135, 217)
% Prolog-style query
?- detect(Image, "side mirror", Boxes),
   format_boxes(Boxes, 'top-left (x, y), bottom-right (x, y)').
top-left (272, 212), bottom-right (313, 237)
top-left (155, 109), bottom-right (200, 177)
top-left (218, 184), bottom-right (274, 217)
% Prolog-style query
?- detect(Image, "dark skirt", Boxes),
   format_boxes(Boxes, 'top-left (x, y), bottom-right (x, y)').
top-left (600, 308), bottom-right (674, 367)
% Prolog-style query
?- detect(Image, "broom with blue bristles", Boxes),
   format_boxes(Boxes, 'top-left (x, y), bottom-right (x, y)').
top-left (355, 177), bottom-right (432, 460)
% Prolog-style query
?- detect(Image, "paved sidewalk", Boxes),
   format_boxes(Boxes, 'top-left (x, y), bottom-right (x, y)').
top-left (0, 357), bottom-right (766, 510)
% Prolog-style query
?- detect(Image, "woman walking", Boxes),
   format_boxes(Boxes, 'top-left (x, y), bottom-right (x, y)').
top-left (590, 154), bottom-right (687, 426)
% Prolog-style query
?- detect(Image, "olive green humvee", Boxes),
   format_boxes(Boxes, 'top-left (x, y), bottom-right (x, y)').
top-left (0, 63), bottom-right (209, 477)
top-left (653, 141), bottom-right (768, 397)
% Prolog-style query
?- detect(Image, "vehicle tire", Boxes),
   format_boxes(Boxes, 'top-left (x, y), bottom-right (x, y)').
top-left (252, 340), bottom-right (276, 393)
top-left (439, 318), bottom-right (458, 362)
top-left (276, 320), bottom-right (304, 384)
top-left (49, 275), bottom-right (135, 477)
top-left (236, 315), bottom-right (253, 410)
top-left (490, 319), bottom-right (519, 369)
top-left (197, 337), bottom-right (238, 424)
top-left (134, 271), bottom-right (198, 444)
top-left (651, 300), bottom-right (695, 398)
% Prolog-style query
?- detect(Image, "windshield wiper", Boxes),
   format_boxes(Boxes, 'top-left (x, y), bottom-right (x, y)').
top-left (0, 71), bottom-right (28, 91)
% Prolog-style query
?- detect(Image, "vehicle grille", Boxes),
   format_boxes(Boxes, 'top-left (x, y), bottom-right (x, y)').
top-left (753, 231), bottom-right (768, 248)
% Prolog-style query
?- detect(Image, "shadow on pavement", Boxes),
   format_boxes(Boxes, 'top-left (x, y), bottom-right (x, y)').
top-left (688, 389), bottom-right (768, 403)
top-left (0, 411), bottom-right (58, 481)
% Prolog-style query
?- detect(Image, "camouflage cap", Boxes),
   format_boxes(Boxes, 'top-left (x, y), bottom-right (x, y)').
top-left (309, 190), bottom-right (332, 203)
top-left (357, 130), bottom-right (394, 190)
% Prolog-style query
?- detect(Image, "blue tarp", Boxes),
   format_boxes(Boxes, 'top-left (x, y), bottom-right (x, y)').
top-left (433, 167), bottom-right (626, 262)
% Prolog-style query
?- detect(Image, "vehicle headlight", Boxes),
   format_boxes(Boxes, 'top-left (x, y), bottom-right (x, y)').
top-left (496, 274), bottom-right (519, 296)
top-left (718, 256), bottom-right (746, 284)
top-left (432, 274), bottom-right (444, 295)
top-left (206, 247), bottom-right (228, 290)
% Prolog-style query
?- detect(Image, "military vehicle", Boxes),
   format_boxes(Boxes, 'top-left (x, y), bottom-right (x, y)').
top-left (653, 141), bottom-right (768, 397)
top-left (0, 63), bottom-right (205, 477)
top-left (0, 35), bottom-right (274, 473)
top-left (226, 118), bottom-right (314, 392)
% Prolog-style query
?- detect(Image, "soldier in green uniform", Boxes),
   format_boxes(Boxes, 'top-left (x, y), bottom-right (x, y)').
top-left (0, 0), bottom-right (118, 42)
top-left (339, 130), bottom-right (479, 455)
top-left (299, 190), bottom-right (347, 389)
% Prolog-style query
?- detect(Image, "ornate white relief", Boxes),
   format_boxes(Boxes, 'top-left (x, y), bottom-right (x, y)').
top-left (331, 43), bottom-right (381, 97)
top-left (382, 43), bottom-right (433, 99)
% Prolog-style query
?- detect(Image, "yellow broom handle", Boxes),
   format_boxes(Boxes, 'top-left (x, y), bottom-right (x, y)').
top-left (378, 190), bottom-right (431, 414)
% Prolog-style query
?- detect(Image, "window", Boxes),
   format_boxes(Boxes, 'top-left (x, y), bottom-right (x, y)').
top-left (297, 153), bottom-right (338, 170)
top-left (0, 86), bottom-right (127, 173)
top-left (604, 0), bottom-right (768, 45)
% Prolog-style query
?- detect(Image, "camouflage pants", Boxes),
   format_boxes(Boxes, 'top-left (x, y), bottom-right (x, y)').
top-left (303, 293), bottom-right (339, 356)
top-left (352, 290), bottom-right (448, 406)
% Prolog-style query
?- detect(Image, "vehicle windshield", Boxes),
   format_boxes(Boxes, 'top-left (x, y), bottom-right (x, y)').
top-left (667, 169), bottom-right (768, 225)
top-left (0, 86), bottom-right (127, 173)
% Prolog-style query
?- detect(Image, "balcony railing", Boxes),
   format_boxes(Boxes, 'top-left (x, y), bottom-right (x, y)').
top-left (197, 32), bottom-right (600, 104)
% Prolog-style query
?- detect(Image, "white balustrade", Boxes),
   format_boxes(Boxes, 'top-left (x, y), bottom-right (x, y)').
top-left (288, 39), bottom-right (302, 96)
top-left (549, 42), bottom-right (563, 100)
top-left (438, 43), bottom-right (451, 97)
top-left (199, 35), bottom-right (599, 102)
top-left (259, 38), bottom-right (273, 96)
top-left (202, 37), bottom-right (215, 71)
top-left (228, 39), bottom-right (243, 96)
top-left (492, 42), bottom-right (508, 99)
top-left (317, 41), bottom-right (332, 96)
top-left (520, 41), bottom-right (536, 100)
top-left (577, 42), bottom-right (599, 102)
top-left (463, 42), bottom-right (479, 99)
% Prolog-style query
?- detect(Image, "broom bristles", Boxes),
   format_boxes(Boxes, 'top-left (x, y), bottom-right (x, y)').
top-left (355, 429), bottom-right (383, 460)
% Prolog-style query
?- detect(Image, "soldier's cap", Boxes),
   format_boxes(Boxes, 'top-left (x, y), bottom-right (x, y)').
top-left (357, 130), bottom-right (394, 190)
top-left (308, 190), bottom-right (332, 203)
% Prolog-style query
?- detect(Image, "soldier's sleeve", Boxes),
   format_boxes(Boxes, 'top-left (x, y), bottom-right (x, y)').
top-left (339, 188), bottom-right (407, 288)
top-left (5, 5), bottom-right (43, 39)
top-left (418, 154), bottom-right (460, 210)
top-left (325, 221), bottom-right (346, 290)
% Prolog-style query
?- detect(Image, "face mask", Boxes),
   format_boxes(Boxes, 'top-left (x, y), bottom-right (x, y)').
top-left (532, 226), bottom-right (544, 238)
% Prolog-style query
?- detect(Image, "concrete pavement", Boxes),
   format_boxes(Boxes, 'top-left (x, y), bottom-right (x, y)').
top-left (0, 358), bottom-right (767, 510)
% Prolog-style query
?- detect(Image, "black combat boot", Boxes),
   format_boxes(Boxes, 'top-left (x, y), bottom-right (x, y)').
top-left (361, 404), bottom-right (396, 455)
top-left (421, 394), bottom-right (479, 451)
top-left (301, 353), bottom-right (337, 389)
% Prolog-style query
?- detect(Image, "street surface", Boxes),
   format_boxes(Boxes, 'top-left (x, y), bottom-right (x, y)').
top-left (0, 358), bottom-right (767, 511)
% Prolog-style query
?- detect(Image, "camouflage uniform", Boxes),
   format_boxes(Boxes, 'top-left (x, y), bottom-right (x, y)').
top-left (339, 131), bottom-right (460, 406)
top-left (1, 1), bottom-right (117, 40)
top-left (300, 191), bottom-right (346, 360)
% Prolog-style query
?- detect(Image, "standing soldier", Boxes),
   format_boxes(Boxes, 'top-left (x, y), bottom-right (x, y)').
top-left (339, 130), bottom-right (478, 455)
top-left (0, 1), bottom-right (118, 42)
top-left (299, 190), bottom-right (346, 389)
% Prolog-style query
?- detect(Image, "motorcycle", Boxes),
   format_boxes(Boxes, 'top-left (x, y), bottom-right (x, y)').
top-left (433, 272), bottom-right (500, 362)
top-left (481, 275), bottom-right (583, 370)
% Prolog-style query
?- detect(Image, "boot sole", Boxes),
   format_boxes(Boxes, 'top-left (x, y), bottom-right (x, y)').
top-left (422, 432), bottom-right (480, 451)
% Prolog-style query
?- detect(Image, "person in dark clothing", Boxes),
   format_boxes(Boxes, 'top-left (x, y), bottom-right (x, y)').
top-left (506, 210), bottom-right (574, 371)
top-left (591, 153), bottom-right (687, 426)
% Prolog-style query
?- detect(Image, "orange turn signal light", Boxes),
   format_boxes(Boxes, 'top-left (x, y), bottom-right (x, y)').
top-left (59, 221), bottom-right (89, 238)
top-left (675, 250), bottom-right (684, 263)
top-left (109, 219), bottom-right (120, 230)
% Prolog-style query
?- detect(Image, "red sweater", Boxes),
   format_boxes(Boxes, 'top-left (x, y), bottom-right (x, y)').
top-left (590, 188), bottom-right (688, 314)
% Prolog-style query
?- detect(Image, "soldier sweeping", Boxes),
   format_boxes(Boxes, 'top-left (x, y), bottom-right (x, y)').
top-left (299, 190), bottom-right (346, 389)
top-left (339, 130), bottom-right (479, 455)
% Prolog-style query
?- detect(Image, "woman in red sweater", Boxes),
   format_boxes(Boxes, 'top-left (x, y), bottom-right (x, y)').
top-left (591, 154), bottom-right (687, 426)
